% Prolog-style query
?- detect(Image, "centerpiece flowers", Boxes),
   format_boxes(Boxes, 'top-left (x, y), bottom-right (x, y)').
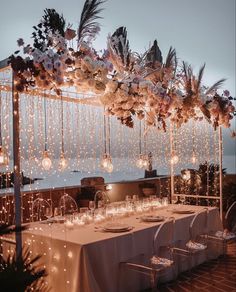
top-left (9, 0), bottom-right (235, 132)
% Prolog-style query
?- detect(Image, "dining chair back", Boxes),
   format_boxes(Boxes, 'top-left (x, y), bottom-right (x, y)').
top-left (58, 193), bottom-right (78, 216)
top-left (31, 198), bottom-right (52, 222)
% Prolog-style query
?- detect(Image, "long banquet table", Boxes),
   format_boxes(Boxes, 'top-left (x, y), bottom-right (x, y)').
top-left (19, 205), bottom-right (223, 292)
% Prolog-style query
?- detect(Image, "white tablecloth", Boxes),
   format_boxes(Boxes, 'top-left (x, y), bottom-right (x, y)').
top-left (21, 205), bottom-right (222, 292)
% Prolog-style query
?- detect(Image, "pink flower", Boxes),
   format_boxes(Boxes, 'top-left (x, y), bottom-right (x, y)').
top-left (65, 28), bottom-right (76, 41)
top-left (223, 90), bottom-right (230, 97)
top-left (17, 38), bottom-right (24, 46)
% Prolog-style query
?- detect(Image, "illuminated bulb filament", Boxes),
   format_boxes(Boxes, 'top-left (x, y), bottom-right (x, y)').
top-left (42, 151), bottom-right (52, 170)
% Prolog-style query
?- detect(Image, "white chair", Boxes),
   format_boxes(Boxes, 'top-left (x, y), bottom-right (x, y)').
top-left (58, 193), bottom-right (78, 216)
top-left (173, 209), bottom-right (208, 273)
top-left (120, 218), bottom-right (176, 291)
top-left (207, 201), bottom-right (236, 255)
top-left (31, 198), bottom-right (52, 222)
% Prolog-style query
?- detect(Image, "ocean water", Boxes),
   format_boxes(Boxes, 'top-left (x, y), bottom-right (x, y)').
top-left (0, 155), bottom-right (235, 194)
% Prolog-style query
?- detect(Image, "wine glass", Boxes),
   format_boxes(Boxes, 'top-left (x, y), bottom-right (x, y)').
top-left (172, 195), bottom-right (178, 204)
top-left (45, 207), bottom-right (52, 219)
top-left (179, 195), bottom-right (185, 205)
top-left (89, 201), bottom-right (95, 211)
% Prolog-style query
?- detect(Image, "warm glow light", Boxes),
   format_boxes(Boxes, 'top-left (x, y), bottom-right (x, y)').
top-left (136, 154), bottom-right (144, 168)
top-left (171, 153), bottom-right (179, 164)
top-left (142, 156), bottom-right (149, 169)
top-left (106, 161), bottom-right (113, 173)
top-left (0, 146), bottom-right (9, 166)
top-left (100, 154), bottom-right (109, 169)
top-left (191, 153), bottom-right (197, 164)
top-left (42, 151), bottom-right (52, 170)
top-left (59, 152), bottom-right (68, 170)
top-left (106, 184), bottom-right (112, 190)
top-left (182, 170), bottom-right (191, 181)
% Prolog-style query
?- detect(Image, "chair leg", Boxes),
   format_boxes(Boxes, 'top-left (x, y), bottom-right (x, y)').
top-left (151, 270), bottom-right (158, 291)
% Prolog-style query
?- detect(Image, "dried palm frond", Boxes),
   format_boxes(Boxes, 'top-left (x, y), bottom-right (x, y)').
top-left (196, 63), bottom-right (205, 91)
top-left (0, 249), bottom-right (48, 292)
top-left (182, 61), bottom-right (193, 94)
top-left (107, 26), bottom-right (131, 72)
top-left (42, 9), bottom-right (66, 36)
top-left (0, 224), bottom-right (27, 236)
top-left (145, 40), bottom-right (163, 66)
top-left (205, 78), bottom-right (226, 95)
top-left (77, 0), bottom-right (105, 45)
top-left (164, 46), bottom-right (177, 69)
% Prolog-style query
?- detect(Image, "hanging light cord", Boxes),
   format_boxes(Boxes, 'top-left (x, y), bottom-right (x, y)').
top-left (108, 115), bottom-right (111, 155)
top-left (43, 92), bottom-right (47, 151)
top-left (143, 122), bottom-right (147, 154)
top-left (139, 119), bottom-right (142, 155)
top-left (103, 109), bottom-right (107, 154)
top-left (61, 94), bottom-right (64, 153)
top-left (192, 122), bottom-right (195, 153)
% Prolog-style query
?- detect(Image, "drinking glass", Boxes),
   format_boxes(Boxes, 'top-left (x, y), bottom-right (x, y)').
top-left (179, 195), bottom-right (185, 205)
top-left (172, 195), bottom-right (179, 204)
top-left (132, 195), bottom-right (139, 202)
top-left (162, 197), bottom-right (169, 207)
top-left (89, 201), bottom-right (95, 209)
top-left (45, 207), bottom-right (52, 219)
top-left (80, 207), bottom-right (89, 214)
top-left (54, 207), bottom-right (60, 217)
top-left (125, 195), bottom-right (132, 202)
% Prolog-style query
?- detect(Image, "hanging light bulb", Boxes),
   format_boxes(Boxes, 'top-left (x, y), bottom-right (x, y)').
top-left (136, 154), bottom-right (144, 168)
top-left (101, 153), bottom-right (109, 169)
top-left (106, 159), bottom-right (114, 173)
top-left (42, 150), bottom-right (52, 170)
top-left (171, 152), bottom-right (179, 164)
top-left (191, 152), bottom-right (197, 164)
top-left (142, 155), bottom-right (149, 169)
top-left (59, 152), bottom-right (68, 170)
top-left (0, 146), bottom-right (8, 166)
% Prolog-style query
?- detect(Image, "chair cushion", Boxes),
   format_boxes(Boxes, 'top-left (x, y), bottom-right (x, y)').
top-left (186, 240), bottom-right (207, 250)
top-left (215, 230), bottom-right (236, 240)
top-left (150, 256), bottom-right (173, 267)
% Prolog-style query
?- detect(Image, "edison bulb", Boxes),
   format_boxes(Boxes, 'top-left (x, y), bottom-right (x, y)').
top-left (142, 158), bottom-right (148, 168)
top-left (42, 151), bottom-right (52, 170)
top-left (136, 154), bottom-right (143, 168)
top-left (106, 161), bottom-right (113, 173)
top-left (191, 154), bottom-right (197, 164)
top-left (171, 153), bottom-right (179, 165)
top-left (0, 146), bottom-right (8, 166)
top-left (59, 152), bottom-right (68, 170)
top-left (101, 154), bottom-right (109, 169)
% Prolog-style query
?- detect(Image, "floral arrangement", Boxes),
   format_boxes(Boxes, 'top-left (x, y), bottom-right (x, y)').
top-left (9, 0), bottom-right (236, 132)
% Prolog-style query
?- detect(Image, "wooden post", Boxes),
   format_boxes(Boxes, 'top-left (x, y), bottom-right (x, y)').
top-left (218, 126), bottom-right (223, 220)
top-left (169, 122), bottom-right (174, 203)
top-left (12, 72), bottom-right (22, 258)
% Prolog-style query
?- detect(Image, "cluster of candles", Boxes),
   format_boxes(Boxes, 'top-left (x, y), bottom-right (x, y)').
top-left (64, 195), bottom-right (169, 228)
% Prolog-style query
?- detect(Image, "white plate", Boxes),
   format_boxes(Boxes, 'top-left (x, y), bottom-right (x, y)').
top-left (141, 215), bottom-right (165, 222)
top-left (103, 223), bottom-right (132, 232)
top-left (172, 209), bottom-right (195, 214)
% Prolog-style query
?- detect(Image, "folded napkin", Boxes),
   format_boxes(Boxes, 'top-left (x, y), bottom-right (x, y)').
top-left (215, 230), bottom-right (236, 240)
top-left (186, 240), bottom-right (207, 250)
top-left (150, 256), bottom-right (173, 267)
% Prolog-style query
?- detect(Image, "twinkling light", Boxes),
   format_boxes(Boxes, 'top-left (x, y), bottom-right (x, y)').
top-left (59, 152), bottom-right (68, 170)
top-left (0, 146), bottom-right (8, 166)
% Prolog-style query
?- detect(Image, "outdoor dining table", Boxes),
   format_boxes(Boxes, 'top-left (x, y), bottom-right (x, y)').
top-left (20, 204), bottom-right (222, 292)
